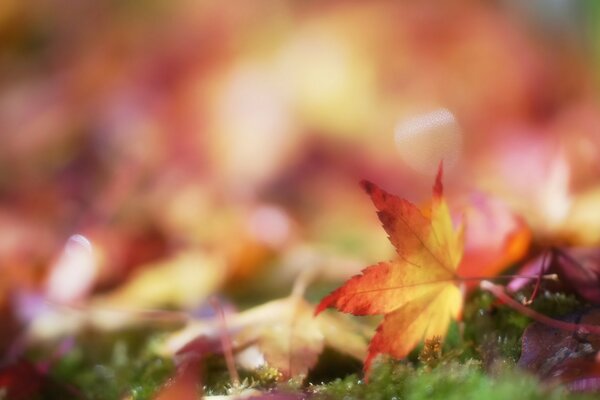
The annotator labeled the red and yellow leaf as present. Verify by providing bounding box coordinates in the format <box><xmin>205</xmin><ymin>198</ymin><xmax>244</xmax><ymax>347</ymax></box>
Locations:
<box><xmin>316</xmin><ymin>166</ymin><xmax>464</xmax><ymax>371</ymax></box>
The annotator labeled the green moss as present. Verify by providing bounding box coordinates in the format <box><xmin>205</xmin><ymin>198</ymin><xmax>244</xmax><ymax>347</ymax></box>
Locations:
<box><xmin>21</xmin><ymin>288</ymin><xmax>592</xmax><ymax>399</ymax></box>
<box><xmin>459</xmin><ymin>289</ymin><xmax>583</xmax><ymax>364</ymax></box>
<box><xmin>202</xmin><ymin>355</ymin><xmax>288</xmax><ymax>395</ymax></box>
<box><xmin>529</xmin><ymin>291</ymin><xmax>582</xmax><ymax>317</ymax></box>
<box><xmin>312</xmin><ymin>288</ymin><xmax>590</xmax><ymax>400</ymax></box>
<box><xmin>41</xmin><ymin>327</ymin><xmax>175</xmax><ymax>400</ymax></box>
<box><xmin>314</xmin><ymin>360</ymin><xmax>596</xmax><ymax>400</ymax></box>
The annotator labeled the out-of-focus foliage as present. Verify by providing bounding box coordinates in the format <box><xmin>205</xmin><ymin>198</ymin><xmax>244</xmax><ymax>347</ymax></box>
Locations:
<box><xmin>162</xmin><ymin>288</ymin><xmax>369</xmax><ymax>381</ymax></box>
<box><xmin>3</xmin><ymin>0</ymin><xmax>600</xmax><ymax>398</ymax></box>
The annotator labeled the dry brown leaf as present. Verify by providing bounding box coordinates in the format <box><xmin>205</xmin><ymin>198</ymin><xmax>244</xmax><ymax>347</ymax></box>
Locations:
<box><xmin>161</xmin><ymin>293</ymin><xmax>368</xmax><ymax>380</ymax></box>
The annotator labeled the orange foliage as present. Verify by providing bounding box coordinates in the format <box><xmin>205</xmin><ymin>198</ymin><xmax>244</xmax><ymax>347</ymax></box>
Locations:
<box><xmin>316</xmin><ymin>166</ymin><xmax>464</xmax><ymax>373</ymax></box>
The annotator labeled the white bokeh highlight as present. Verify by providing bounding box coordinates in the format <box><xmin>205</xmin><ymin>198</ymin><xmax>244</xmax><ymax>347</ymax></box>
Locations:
<box><xmin>45</xmin><ymin>234</ymin><xmax>97</xmax><ymax>304</ymax></box>
<box><xmin>394</xmin><ymin>108</ymin><xmax>463</xmax><ymax>174</ymax></box>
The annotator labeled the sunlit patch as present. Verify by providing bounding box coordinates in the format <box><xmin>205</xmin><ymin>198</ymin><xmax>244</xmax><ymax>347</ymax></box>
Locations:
<box><xmin>45</xmin><ymin>234</ymin><xmax>97</xmax><ymax>304</ymax></box>
<box><xmin>541</xmin><ymin>152</ymin><xmax>571</xmax><ymax>228</ymax></box>
<box><xmin>211</xmin><ymin>63</ymin><xmax>295</xmax><ymax>193</ymax></box>
<box><xmin>394</xmin><ymin>108</ymin><xmax>463</xmax><ymax>175</ymax></box>
<box><xmin>275</xmin><ymin>23</ymin><xmax>376</xmax><ymax>135</ymax></box>
<box><xmin>491</xmin><ymin>136</ymin><xmax>572</xmax><ymax>232</ymax></box>
<box><xmin>247</xmin><ymin>205</ymin><xmax>292</xmax><ymax>248</ymax></box>
<box><xmin>235</xmin><ymin>345</ymin><xmax>266</xmax><ymax>370</ymax></box>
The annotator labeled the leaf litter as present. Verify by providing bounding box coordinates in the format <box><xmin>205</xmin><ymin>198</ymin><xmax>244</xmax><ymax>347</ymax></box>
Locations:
<box><xmin>11</xmin><ymin>164</ymin><xmax>600</xmax><ymax>399</ymax></box>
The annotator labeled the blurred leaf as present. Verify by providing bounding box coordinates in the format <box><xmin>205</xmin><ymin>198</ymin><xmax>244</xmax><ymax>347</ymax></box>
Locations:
<box><xmin>96</xmin><ymin>251</ymin><xmax>226</xmax><ymax>310</ymax></box>
<box><xmin>0</xmin><ymin>360</ymin><xmax>82</xmax><ymax>399</ymax></box>
<box><xmin>561</xmin><ymin>187</ymin><xmax>600</xmax><ymax>245</ymax></box>
<box><xmin>518</xmin><ymin>308</ymin><xmax>600</xmax><ymax>391</ymax></box>
<box><xmin>153</xmin><ymin>358</ymin><xmax>201</xmax><ymax>400</ymax></box>
<box><xmin>511</xmin><ymin>248</ymin><xmax>600</xmax><ymax>304</ymax></box>
<box><xmin>236</xmin><ymin>297</ymin><xmax>323</xmax><ymax>380</ymax></box>
<box><xmin>458</xmin><ymin>193</ymin><xmax>531</xmax><ymax>281</ymax></box>
<box><xmin>162</xmin><ymin>294</ymin><xmax>368</xmax><ymax>380</ymax></box>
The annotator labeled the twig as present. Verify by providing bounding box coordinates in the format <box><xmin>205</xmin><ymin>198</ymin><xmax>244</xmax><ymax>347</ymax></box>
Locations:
<box><xmin>480</xmin><ymin>281</ymin><xmax>600</xmax><ymax>335</ymax></box>
<box><xmin>211</xmin><ymin>297</ymin><xmax>240</xmax><ymax>387</ymax></box>
<box><xmin>525</xmin><ymin>249</ymin><xmax>552</xmax><ymax>305</ymax></box>
<box><xmin>291</xmin><ymin>266</ymin><xmax>318</xmax><ymax>299</ymax></box>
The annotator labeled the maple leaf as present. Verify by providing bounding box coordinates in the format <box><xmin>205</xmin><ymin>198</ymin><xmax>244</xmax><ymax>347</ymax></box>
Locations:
<box><xmin>315</xmin><ymin>166</ymin><xmax>464</xmax><ymax>372</ymax></box>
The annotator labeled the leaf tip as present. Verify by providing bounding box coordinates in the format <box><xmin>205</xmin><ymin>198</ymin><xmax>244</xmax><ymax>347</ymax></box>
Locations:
<box><xmin>433</xmin><ymin>161</ymin><xmax>444</xmax><ymax>198</ymax></box>
<box><xmin>314</xmin><ymin>295</ymin><xmax>333</xmax><ymax>316</ymax></box>
<box><xmin>362</xmin><ymin>351</ymin><xmax>382</xmax><ymax>382</ymax></box>
<box><xmin>314</xmin><ymin>304</ymin><xmax>326</xmax><ymax>316</ymax></box>
<box><xmin>360</xmin><ymin>179</ymin><xmax>376</xmax><ymax>195</ymax></box>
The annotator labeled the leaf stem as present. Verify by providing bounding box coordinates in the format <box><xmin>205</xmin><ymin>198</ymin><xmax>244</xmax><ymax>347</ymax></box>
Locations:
<box><xmin>210</xmin><ymin>297</ymin><xmax>240</xmax><ymax>387</ymax></box>
<box><xmin>480</xmin><ymin>281</ymin><xmax>600</xmax><ymax>335</ymax></box>
<box><xmin>291</xmin><ymin>267</ymin><xmax>318</xmax><ymax>299</ymax></box>
<box><xmin>457</xmin><ymin>274</ymin><xmax>558</xmax><ymax>282</ymax></box>
<box><xmin>526</xmin><ymin>250</ymin><xmax>551</xmax><ymax>304</ymax></box>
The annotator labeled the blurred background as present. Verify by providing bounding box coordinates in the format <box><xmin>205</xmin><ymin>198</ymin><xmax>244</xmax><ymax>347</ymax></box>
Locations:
<box><xmin>2</xmin><ymin>0</ymin><xmax>600</xmax><ymax>353</ymax></box>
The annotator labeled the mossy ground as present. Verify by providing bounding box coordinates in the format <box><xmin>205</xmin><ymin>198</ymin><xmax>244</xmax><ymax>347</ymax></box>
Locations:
<box><xmin>22</xmin><ymin>289</ymin><xmax>593</xmax><ymax>399</ymax></box>
<box><xmin>314</xmin><ymin>359</ymin><xmax>596</xmax><ymax>400</ymax></box>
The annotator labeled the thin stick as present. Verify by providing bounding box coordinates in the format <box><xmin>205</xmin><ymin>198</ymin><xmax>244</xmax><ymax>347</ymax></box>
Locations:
<box><xmin>210</xmin><ymin>297</ymin><xmax>240</xmax><ymax>386</ymax></box>
<box><xmin>287</xmin><ymin>269</ymin><xmax>317</xmax><ymax>377</ymax></box>
<box><xmin>525</xmin><ymin>250</ymin><xmax>551</xmax><ymax>305</ymax></box>
<box><xmin>480</xmin><ymin>281</ymin><xmax>600</xmax><ymax>335</ymax></box>
<box><xmin>457</xmin><ymin>274</ymin><xmax>558</xmax><ymax>282</ymax></box>
<box><xmin>291</xmin><ymin>266</ymin><xmax>318</xmax><ymax>299</ymax></box>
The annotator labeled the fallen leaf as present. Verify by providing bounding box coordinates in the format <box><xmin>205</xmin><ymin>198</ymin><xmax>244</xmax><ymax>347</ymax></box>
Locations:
<box><xmin>96</xmin><ymin>251</ymin><xmax>226</xmax><ymax>310</ymax></box>
<box><xmin>235</xmin><ymin>297</ymin><xmax>323</xmax><ymax>379</ymax></box>
<box><xmin>0</xmin><ymin>361</ymin><xmax>45</xmax><ymax>399</ymax></box>
<box><xmin>510</xmin><ymin>247</ymin><xmax>600</xmax><ymax>304</ymax></box>
<box><xmin>316</xmin><ymin>165</ymin><xmax>464</xmax><ymax>372</ymax></box>
<box><xmin>458</xmin><ymin>193</ymin><xmax>531</xmax><ymax>280</ymax></box>
<box><xmin>155</xmin><ymin>336</ymin><xmax>222</xmax><ymax>400</ymax></box>
<box><xmin>0</xmin><ymin>360</ymin><xmax>83</xmax><ymax>399</ymax></box>
<box><xmin>154</xmin><ymin>358</ymin><xmax>202</xmax><ymax>400</ymax></box>
<box><xmin>518</xmin><ymin>308</ymin><xmax>600</xmax><ymax>392</ymax></box>
<box><xmin>553</xmin><ymin>358</ymin><xmax>600</xmax><ymax>393</ymax></box>
<box><xmin>161</xmin><ymin>294</ymin><xmax>368</xmax><ymax>380</ymax></box>
<box><xmin>473</xmin><ymin>134</ymin><xmax>600</xmax><ymax>248</ymax></box>
<box><xmin>473</xmin><ymin>133</ymin><xmax>572</xmax><ymax>236</ymax></box>
<box><xmin>25</xmin><ymin>251</ymin><xmax>222</xmax><ymax>341</ymax></box>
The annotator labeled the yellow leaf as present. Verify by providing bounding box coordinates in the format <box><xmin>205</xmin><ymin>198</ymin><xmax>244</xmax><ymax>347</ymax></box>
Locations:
<box><xmin>316</xmin><ymin>165</ymin><xmax>464</xmax><ymax>372</ymax></box>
